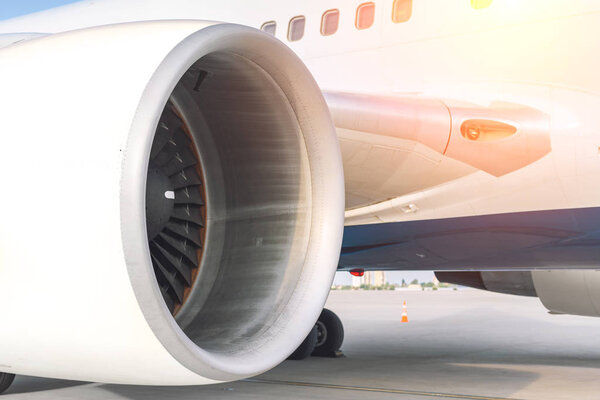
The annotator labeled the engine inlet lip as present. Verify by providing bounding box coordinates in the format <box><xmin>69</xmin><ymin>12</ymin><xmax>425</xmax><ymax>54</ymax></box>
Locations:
<box><xmin>121</xmin><ymin>23</ymin><xmax>344</xmax><ymax>382</ymax></box>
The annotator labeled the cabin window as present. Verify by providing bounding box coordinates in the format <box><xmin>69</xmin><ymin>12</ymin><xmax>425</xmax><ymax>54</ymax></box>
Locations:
<box><xmin>288</xmin><ymin>16</ymin><xmax>306</xmax><ymax>41</ymax></box>
<box><xmin>321</xmin><ymin>9</ymin><xmax>340</xmax><ymax>36</ymax></box>
<box><xmin>356</xmin><ymin>2</ymin><xmax>375</xmax><ymax>30</ymax></box>
<box><xmin>392</xmin><ymin>0</ymin><xmax>412</xmax><ymax>23</ymax></box>
<box><xmin>261</xmin><ymin>21</ymin><xmax>277</xmax><ymax>36</ymax></box>
<box><xmin>471</xmin><ymin>0</ymin><xmax>493</xmax><ymax>9</ymax></box>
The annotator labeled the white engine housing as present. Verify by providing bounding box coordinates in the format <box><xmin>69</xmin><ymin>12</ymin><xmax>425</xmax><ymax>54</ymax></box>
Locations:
<box><xmin>533</xmin><ymin>270</ymin><xmax>600</xmax><ymax>317</ymax></box>
<box><xmin>0</xmin><ymin>21</ymin><xmax>344</xmax><ymax>384</ymax></box>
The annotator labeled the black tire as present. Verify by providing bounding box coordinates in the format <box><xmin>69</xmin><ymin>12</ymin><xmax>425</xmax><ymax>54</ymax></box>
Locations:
<box><xmin>0</xmin><ymin>373</ymin><xmax>15</xmax><ymax>395</ymax></box>
<box><xmin>311</xmin><ymin>308</ymin><xmax>344</xmax><ymax>357</ymax></box>
<box><xmin>287</xmin><ymin>325</ymin><xmax>318</xmax><ymax>360</ymax></box>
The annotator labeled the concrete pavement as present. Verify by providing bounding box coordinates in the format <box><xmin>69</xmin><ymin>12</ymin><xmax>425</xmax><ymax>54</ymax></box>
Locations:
<box><xmin>4</xmin><ymin>290</ymin><xmax>600</xmax><ymax>399</ymax></box>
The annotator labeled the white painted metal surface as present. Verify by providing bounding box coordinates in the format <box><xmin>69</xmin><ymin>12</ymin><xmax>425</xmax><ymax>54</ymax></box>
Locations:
<box><xmin>533</xmin><ymin>270</ymin><xmax>600</xmax><ymax>317</ymax></box>
<box><xmin>0</xmin><ymin>20</ymin><xmax>344</xmax><ymax>384</ymax></box>
<box><xmin>2</xmin><ymin>0</ymin><xmax>600</xmax><ymax>225</ymax></box>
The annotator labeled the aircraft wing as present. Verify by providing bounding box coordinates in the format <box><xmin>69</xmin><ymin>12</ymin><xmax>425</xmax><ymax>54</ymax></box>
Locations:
<box><xmin>327</xmin><ymin>91</ymin><xmax>600</xmax><ymax>317</ymax></box>
<box><xmin>323</xmin><ymin>91</ymin><xmax>596</xmax><ymax>272</ymax></box>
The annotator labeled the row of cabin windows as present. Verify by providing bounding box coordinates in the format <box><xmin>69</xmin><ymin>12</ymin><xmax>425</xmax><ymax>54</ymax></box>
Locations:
<box><xmin>261</xmin><ymin>0</ymin><xmax>410</xmax><ymax>42</ymax></box>
<box><xmin>261</xmin><ymin>0</ymin><xmax>493</xmax><ymax>42</ymax></box>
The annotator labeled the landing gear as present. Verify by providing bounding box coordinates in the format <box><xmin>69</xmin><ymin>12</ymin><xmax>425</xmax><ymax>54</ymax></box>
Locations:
<box><xmin>288</xmin><ymin>308</ymin><xmax>344</xmax><ymax>360</ymax></box>
<box><xmin>0</xmin><ymin>373</ymin><xmax>15</xmax><ymax>395</ymax></box>
<box><xmin>311</xmin><ymin>308</ymin><xmax>344</xmax><ymax>357</ymax></box>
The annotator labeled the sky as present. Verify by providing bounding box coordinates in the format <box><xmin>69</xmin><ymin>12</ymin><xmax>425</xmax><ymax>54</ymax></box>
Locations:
<box><xmin>0</xmin><ymin>0</ymin><xmax>80</xmax><ymax>21</ymax></box>
<box><xmin>333</xmin><ymin>270</ymin><xmax>435</xmax><ymax>286</ymax></box>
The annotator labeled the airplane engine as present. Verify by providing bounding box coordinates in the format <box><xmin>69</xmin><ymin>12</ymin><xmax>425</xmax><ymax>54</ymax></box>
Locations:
<box><xmin>436</xmin><ymin>270</ymin><xmax>600</xmax><ymax>317</ymax></box>
<box><xmin>435</xmin><ymin>271</ymin><xmax>538</xmax><ymax>297</ymax></box>
<box><xmin>0</xmin><ymin>21</ymin><xmax>344</xmax><ymax>384</ymax></box>
<box><xmin>531</xmin><ymin>270</ymin><xmax>600</xmax><ymax>317</ymax></box>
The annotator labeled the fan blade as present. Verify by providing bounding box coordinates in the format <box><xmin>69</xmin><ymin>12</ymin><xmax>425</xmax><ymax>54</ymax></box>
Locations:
<box><xmin>172</xmin><ymin>204</ymin><xmax>204</xmax><ymax>227</ymax></box>
<box><xmin>159</xmin><ymin>285</ymin><xmax>177</xmax><ymax>314</ymax></box>
<box><xmin>151</xmin><ymin>250</ymin><xmax>185</xmax><ymax>303</ymax></box>
<box><xmin>153</xmin><ymin>128</ymin><xmax>191</xmax><ymax>167</ymax></box>
<box><xmin>165</xmin><ymin>220</ymin><xmax>202</xmax><ymax>248</ymax></box>
<box><xmin>162</xmin><ymin>146</ymin><xmax>198</xmax><ymax>177</ymax></box>
<box><xmin>170</xmin><ymin>166</ymin><xmax>203</xmax><ymax>189</ymax></box>
<box><xmin>157</xmin><ymin>231</ymin><xmax>198</xmax><ymax>268</ymax></box>
<box><xmin>174</xmin><ymin>186</ymin><xmax>204</xmax><ymax>206</ymax></box>
<box><xmin>150</xmin><ymin>109</ymin><xmax>183</xmax><ymax>160</ymax></box>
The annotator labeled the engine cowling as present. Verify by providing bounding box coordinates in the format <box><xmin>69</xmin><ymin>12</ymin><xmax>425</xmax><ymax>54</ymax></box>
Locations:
<box><xmin>435</xmin><ymin>271</ymin><xmax>537</xmax><ymax>297</ymax></box>
<box><xmin>532</xmin><ymin>270</ymin><xmax>600</xmax><ymax>317</ymax></box>
<box><xmin>0</xmin><ymin>21</ymin><xmax>344</xmax><ymax>384</ymax></box>
<box><xmin>436</xmin><ymin>270</ymin><xmax>600</xmax><ymax>317</ymax></box>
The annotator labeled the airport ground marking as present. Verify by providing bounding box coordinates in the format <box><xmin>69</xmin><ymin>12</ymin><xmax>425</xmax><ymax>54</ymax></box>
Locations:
<box><xmin>244</xmin><ymin>378</ymin><xmax>523</xmax><ymax>400</ymax></box>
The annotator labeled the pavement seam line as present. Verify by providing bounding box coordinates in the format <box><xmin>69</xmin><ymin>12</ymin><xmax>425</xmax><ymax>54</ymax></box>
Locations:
<box><xmin>244</xmin><ymin>378</ymin><xmax>524</xmax><ymax>400</ymax></box>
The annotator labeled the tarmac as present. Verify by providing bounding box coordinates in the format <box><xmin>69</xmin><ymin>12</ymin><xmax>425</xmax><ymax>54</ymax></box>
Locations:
<box><xmin>4</xmin><ymin>289</ymin><xmax>600</xmax><ymax>399</ymax></box>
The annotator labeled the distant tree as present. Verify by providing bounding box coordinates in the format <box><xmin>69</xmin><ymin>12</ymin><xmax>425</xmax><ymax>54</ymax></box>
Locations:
<box><xmin>401</xmin><ymin>278</ymin><xmax>407</xmax><ymax>287</ymax></box>
<box><xmin>410</xmin><ymin>278</ymin><xmax>419</xmax><ymax>285</ymax></box>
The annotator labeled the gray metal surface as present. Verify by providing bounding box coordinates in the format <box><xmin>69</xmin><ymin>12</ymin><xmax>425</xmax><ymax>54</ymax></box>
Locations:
<box><xmin>436</xmin><ymin>271</ymin><xmax>537</xmax><ymax>297</ymax></box>
<box><xmin>171</xmin><ymin>51</ymin><xmax>311</xmax><ymax>352</ymax></box>
<box><xmin>5</xmin><ymin>290</ymin><xmax>600</xmax><ymax>399</ymax></box>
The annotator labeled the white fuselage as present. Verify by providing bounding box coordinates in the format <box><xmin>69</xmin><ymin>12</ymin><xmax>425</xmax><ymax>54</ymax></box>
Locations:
<box><xmin>2</xmin><ymin>0</ymin><xmax>599</xmax><ymax>225</ymax></box>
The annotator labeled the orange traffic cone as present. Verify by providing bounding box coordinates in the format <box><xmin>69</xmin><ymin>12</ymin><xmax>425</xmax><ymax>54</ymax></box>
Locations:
<box><xmin>401</xmin><ymin>301</ymin><xmax>408</xmax><ymax>323</ymax></box>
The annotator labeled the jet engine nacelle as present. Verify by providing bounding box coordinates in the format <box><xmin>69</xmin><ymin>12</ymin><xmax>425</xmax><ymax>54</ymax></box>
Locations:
<box><xmin>436</xmin><ymin>270</ymin><xmax>600</xmax><ymax>317</ymax></box>
<box><xmin>435</xmin><ymin>271</ymin><xmax>538</xmax><ymax>297</ymax></box>
<box><xmin>532</xmin><ymin>270</ymin><xmax>600</xmax><ymax>317</ymax></box>
<box><xmin>0</xmin><ymin>21</ymin><xmax>344</xmax><ymax>385</ymax></box>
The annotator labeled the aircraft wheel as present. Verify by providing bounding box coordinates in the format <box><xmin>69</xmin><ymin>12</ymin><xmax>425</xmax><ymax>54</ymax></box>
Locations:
<box><xmin>287</xmin><ymin>325</ymin><xmax>318</xmax><ymax>360</ymax></box>
<box><xmin>311</xmin><ymin>308</ymin><xmax>344</xmax><ymax>357</ymax></box>
<box><xmin>0</xmin><ymin>373</ymin><xmax>15</xmax><ymax>395</ymax></box>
